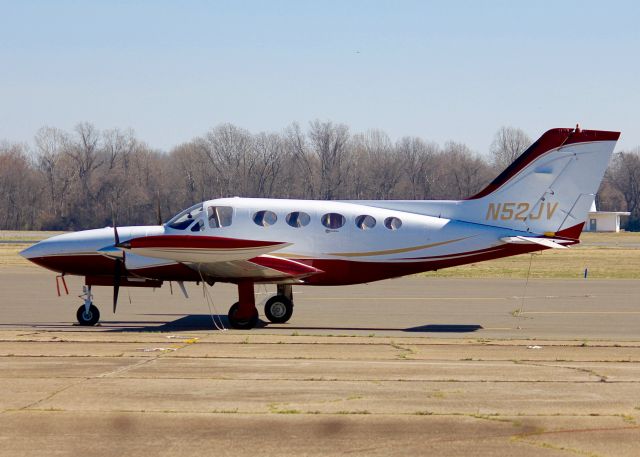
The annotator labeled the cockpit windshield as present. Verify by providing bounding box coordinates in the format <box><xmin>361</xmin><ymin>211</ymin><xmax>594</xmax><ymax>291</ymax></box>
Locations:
<box><xmin>166</xmin><ymin>203</ymin><xmax>204</xmax><ymax>230</ymax></box>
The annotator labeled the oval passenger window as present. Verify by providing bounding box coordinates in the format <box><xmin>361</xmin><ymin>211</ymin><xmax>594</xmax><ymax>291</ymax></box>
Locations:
<box><xmin>286</xmin><ymin>211</ymin><xmax>310</xmax><ymax>228</ymax></box>
<box><xmin>384</xmin><ymin>216</ymin><xmax>402</xmax><ymax>230</ymax></box>
<box><xmin>321</xmin><ymin>213</ymin><xmax>346</xmax><ymax>229</ymax></box>
<box><xmin>355</xmin><ymin>215</ymin><xmax>376</xmax><ymax>230</ymax></box>
<box><xmin>253</xmin><ymin>210</ymin><xmax>277</xmax><ymax>227</ymax></box>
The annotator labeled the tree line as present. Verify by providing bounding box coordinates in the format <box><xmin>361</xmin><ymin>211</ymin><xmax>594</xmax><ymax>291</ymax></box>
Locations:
<box><xmin>0</xmin><ymin>122</ymin><xmax>638</xmax><ymax>231</ymax></box>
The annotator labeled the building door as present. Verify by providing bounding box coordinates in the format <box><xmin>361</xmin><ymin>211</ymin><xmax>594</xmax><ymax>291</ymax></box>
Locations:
<box><xmin>589</xmin><ymin>218</ymin><xmax>597</xmax><ymax>231</ymax></box>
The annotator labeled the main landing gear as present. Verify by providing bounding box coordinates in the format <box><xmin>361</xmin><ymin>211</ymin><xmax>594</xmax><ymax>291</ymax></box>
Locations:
<box><xmin>227</xmin><ymin>283</ymin><xmax>294</xmax><ymax>329</ymax></box>
<box><xmin>76</xmin><ymin>285</ymin><xmax>100</xmax><ymax>326</ymax></box>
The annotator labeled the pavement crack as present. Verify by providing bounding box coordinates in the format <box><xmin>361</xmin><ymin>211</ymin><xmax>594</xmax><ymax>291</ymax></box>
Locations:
<box><xmin>511</xmin><ymin>425</ymin><xmax>640</xmax><ymax>457</ymax></box>
<box><xmin>17</xmin><ymin>341</ymin><xmax>195</xmax><ymax>410</ymax></box>
<box><xmin>513</xmin><ymin>361</ymin><xmax>609</xmax><ymax>382</ymax></box>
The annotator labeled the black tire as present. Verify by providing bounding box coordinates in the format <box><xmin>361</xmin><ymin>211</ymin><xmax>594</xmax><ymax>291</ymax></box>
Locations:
<box><xmin>228</xmin><ymin>302</ymin><xmax>259</xmax><ymax>329</ymax></box>
<box><xmin>76</xmin><ymin>304</ymin><xmax>100</xmax><ymax>326</ymax></box>
<box><xmin>264</xmin><ymin>295</ymin><xmax>293</xmax><ymax>324</ymax></box>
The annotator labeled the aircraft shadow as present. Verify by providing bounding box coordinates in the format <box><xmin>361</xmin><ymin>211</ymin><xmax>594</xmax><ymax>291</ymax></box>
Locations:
<box><xmin>103</xmin><ymin>314</ymin><xmax>483</xmax><ymax>333</ymax></box>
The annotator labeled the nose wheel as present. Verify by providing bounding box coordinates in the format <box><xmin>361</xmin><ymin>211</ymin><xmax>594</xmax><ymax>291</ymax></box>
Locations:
<box><xmin>76</xmin><ymin>285</ymin><xmax>100</xmax><ymax>326</ymax></box>
<box><xmin>76</xmin><ymin>304</ymin><xmax>100</xmax><ymax>326</ymax></box>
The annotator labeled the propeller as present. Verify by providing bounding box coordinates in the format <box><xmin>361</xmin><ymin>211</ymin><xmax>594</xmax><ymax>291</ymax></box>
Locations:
<box><xmin>156</xmin><ymin>190</ymin><xmax>163</xmax><ymax>225</ymax></box>
<box><xmin>111</xmin><ymin>207</ymin><xmax>124</xmax><ymax>314</ymax></box>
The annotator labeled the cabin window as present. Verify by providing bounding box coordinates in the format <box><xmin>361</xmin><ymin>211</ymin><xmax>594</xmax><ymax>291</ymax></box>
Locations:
<box><xmin>190</xmin><ymin>219</ymin><xmax>204</xmax><ymax>232</ymax></box>
<box><xmin>286</xmin><ymin>211</ymin><xmax>310</xmax><ymax>228</ymax></box>
<box><xmin>384</xmin><ymin>216</ymin><xmax>402</xmax><ymax>230</ymax></box>
<box><xmin>321</xmin><ymin>213</ymin><xmax>346</xmax><ymax>229</ymax></box>
<box><xmin>208</xmin><ymin>206</ymin><xmax>233</xmax><ymax>228</ymax></box>
<box><xmin>355</xmin><ymin>215</ymin><xmax>376</xmax><ymax>230</ymax></box>
<box><xmin>167</xmin><ymin>204</ymin><xmax>204</xmax><ymax>230</ymax></box>
<box><xmin>253</xmin><ymin>210</ymin><xmax>277</xmax><ymax>227</ymax></box>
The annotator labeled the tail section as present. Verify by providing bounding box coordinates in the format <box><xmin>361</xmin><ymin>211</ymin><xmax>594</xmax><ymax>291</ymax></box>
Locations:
<box><xmin>464</xmin><ymin>127</ymin><xmax>619</xmax><ymax>235</ymax></box>
<box><xmin>352</xmin><ymin>127</ymin><xmax>620</xmax><ymax>237</ymax></box>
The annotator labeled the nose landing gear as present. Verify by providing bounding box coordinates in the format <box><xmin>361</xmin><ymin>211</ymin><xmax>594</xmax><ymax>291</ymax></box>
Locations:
<box><xmin>76</xmin><ymin>285</ymin><xmax>100</xmax><ymax>326</ymax></box>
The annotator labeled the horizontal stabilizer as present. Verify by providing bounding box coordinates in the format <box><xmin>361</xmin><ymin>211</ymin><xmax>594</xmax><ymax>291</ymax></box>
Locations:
<box><xmin>500</xmin><ymin>236</ymin><xmax>570</xmax><ymax>249</ymax></box>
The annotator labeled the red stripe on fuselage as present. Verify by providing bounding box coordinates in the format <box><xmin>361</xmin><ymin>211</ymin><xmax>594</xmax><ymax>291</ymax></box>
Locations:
<box><xmin>27</xmin><ymin>233</ymin><xmax>569</xmax><ymax>285</ymax></box>
<box><xmin>296</xmin><ymin>243</ymin><xmax>545</xmax><ymax>285</ymax></box>
<box><xmin>28</xmin><ymin>254</ymin><xmax>118</xmax><ymax>276</ymax></box>
<box><xmin>248</xmin><ymin>256</ymin><xmax>323</xmax><ymax>277</ymax></box>
<box><xmin>125</xmin><ymin>235</ymin><xmax>284</xmax><ymax>250</ymax></box>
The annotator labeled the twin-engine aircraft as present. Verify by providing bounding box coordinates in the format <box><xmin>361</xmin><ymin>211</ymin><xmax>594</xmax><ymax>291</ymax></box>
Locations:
<box><xmin>21</xmin><ymin>127</ymin><xmax>620</xmax><ymax>329</ymax></box>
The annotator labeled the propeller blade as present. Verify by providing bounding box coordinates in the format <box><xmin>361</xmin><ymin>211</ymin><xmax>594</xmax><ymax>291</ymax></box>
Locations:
<box><xmin>156</xmin><ymin>191</ymin><xmax>163</xmax><ymax>225</ymax></box>
<box><xmin>113</xmin><ymin>258</ymin><xmax>122</xmax><ymax>313</ymax></box>
<box><xmin>111</xmin><ymin>203</ymin><xmax>120</xmax><ymax>245</ymax></box>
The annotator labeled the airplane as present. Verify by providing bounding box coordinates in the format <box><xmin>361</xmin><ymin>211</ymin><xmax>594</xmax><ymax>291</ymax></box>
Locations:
<box><xmin>20</xmin><ymin>127</ymin><xmax>620</xmax><ymax>329</ymax></box>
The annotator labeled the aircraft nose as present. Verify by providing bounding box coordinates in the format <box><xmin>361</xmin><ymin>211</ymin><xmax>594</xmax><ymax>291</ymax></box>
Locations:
<box><xmin>18</xmin><ymin>229</ymin><xmax>116</xmax><ymax>274</ymax></box>
<box><xmin>19</xmin><ymin>242</ymin><xmax>41</xmax><ymax>260</ymax></box>
<box><xmin>19</xmin><ymin>238</ymin><xmax>62</xmax><ymax>261</ymax></box>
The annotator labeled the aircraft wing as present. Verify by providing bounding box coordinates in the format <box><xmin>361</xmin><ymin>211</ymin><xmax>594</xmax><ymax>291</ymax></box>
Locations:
<box><xmin>188</xmin><ymin>255</ymin><xmax>323</xmax><ymax>282</ymax></box>
<box><xmin>500</xmin><ymin>236</ymin><xmax>571</xmax><ymax>249</ymax></box>
<box><xmin>118</xmin><ymin>235</ymin><xmax>323</xmax><ymax>282</ymax></box>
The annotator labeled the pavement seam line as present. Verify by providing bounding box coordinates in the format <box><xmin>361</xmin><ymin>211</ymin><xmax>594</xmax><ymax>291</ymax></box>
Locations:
<box><xmin>514</xmin><ymin>360</ymin><xmax>609</xmax><ymax>382</ymax></box>
<box><xmin>16</xmin><ymin>341</ymin><xmax>195</xmax><ymax>410</ymax></box>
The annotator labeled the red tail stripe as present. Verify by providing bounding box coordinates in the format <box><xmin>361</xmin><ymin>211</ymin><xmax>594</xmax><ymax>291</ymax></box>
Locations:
<box><xmin>468</xmin><ymin>128</ymin><xmax>620</xmax><ymax>200</ymax></box>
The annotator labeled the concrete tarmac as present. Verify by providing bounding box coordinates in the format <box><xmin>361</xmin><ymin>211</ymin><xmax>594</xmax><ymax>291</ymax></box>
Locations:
<box><xmin>1</xmin><ymin>269</ymin><xmax>639</xmax><ymax>456</ymax></box>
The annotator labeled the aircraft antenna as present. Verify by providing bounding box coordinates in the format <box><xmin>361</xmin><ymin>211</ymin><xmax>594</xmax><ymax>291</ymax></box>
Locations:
<box><xmin>514</xmin><ymin>253</ymin><xmax>535</xmax><ymax>318</ymax></box>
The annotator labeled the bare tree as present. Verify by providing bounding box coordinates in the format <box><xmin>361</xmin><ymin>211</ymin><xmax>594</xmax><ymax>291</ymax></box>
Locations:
<box><xmin>351</xmin><ymin>130</ymin><xmax>401</xmax><ymax>199</ymax></box>
<box><xmin>252</xmin><ymin>132</ymin><xmax>286</xmax><ymax>197</ymax></box>
<box><xmin>308</xmin><ymin>120</ymin><xmax>350</xmax><ymax>200</ymax></box>
<box><xmin>284</xmin><ymin>122</ymin><xmax>317</xmax><ymax>198</ymax></box>
<box><xmin>490</xmin><ymin>126</ymin><xmax>531</xmax><ymax>170</ymax></box>
<box><xmin>0</xmin><ymin>142</ymin><xmax>39</xmax><ymax>229</ymax></box>
<box><xmin>4</xmin><ymin>120</ymin><xmax>636</xmax><ymax>231</ymax></box>
<box><xmin>435</xmin><ymin>142</ymin><xmax>493</xmax><ymax>199</ymax></box>
<box><xmin>396</xmin><ymin>136</ymin><xmax>439</xmax><ymax>199</ymax></box>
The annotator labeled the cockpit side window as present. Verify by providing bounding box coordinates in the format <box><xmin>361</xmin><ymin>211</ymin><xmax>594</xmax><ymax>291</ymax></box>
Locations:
<box><xmin>167</xmin><ymin>204</ymin><xmax>204</xmax><ymax>230</ymax></box>
<box><xmin>190</xmin><ymin>219</ymin><xmax>205</xmax><ymax>232</ymax></box>
<box><xmin>208</xmin><ymin>206</ymin><xmax>233</xmax><ymax>228</ymax></box>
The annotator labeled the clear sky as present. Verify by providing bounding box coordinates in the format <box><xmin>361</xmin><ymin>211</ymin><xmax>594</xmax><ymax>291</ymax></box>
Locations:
<box><xmin>1</xmin><ymin>0</ymin><xmax>638</xmax><ymax>154</ymax></box>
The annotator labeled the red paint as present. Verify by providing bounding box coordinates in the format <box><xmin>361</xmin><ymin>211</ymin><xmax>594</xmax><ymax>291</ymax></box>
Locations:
<box><xmin>468</xmin><ymin>129</ymin><xmax>620</xmax><ymax>200</ymax></box>
<box><xmin>128</xmin><ymin>262</ymin><xmax>202</xmax><ymax>281</ymax></box>
<box><xmin>248</xmin><ymin>256</ymin><xmax>322</xmax><ymax>277</ymax></box>
<box><xmin>125</xmin><ymin>235</ymin><xmax>285</xmax><ymax>250</ymax></box>
<box><xmin>555</xmin><ymin>223</ymin><xmax>584</xmax><ymax>241</ymax></box>
<box><xmin>29</xmin><ymin>255</ymin><xmax>118</xmax><ymax>276</ymax></box>
<box><xmin>26</xmin><ymin>224</ymin><xmax>586</xmax><ymax>286</ymax></box>
<box><xmin>236</xmin><ymin>280</ymin><xmax>257</xmax><ymax>319</ymax></box>
<box><xmin>296</xmin><ymin>243</ymin><xmax>546</xmax><ymax>285</ymax></box>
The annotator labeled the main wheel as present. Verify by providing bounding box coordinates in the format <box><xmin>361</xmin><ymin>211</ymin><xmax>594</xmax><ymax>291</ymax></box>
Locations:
<box><xmin>264</xmin><ymin>295</ymin><xmax>293</xmax><ymax>324</ymax></box>
<box><xmin>76</xmin><ymin>304</ymin><xmax>100</xmax><ymax>326</ymax></box>
<box><xmin>228</xmin><ymin>303</ymin><xmax>259</xmax><ymax>329</ymax></box>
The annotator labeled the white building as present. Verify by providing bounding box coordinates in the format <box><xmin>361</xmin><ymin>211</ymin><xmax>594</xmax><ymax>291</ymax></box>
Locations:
<box><xmin>584</xmin><ymin>202</ymin><xmax>630</xmax><ymax>232</ymax></box>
